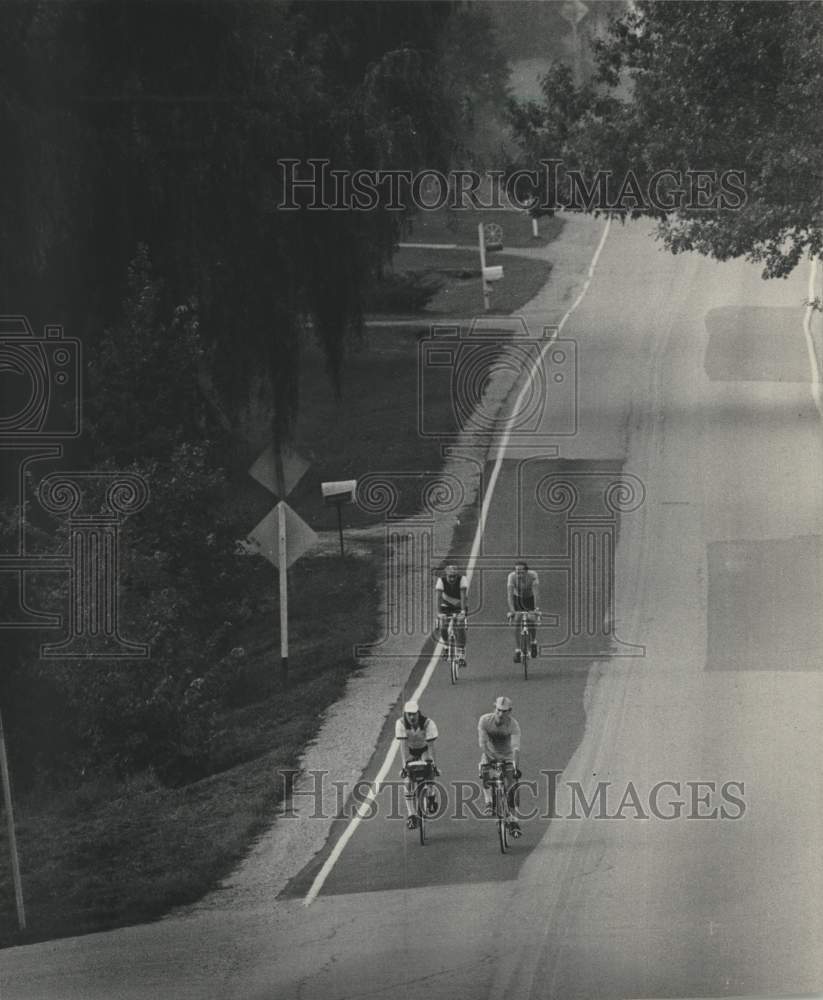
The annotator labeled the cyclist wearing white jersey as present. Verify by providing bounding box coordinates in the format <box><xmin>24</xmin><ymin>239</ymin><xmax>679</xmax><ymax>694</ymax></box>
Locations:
<box><xmin>395</xmin><ymin>700</ymin><xmax>439</xmax><ymax>830</ymax></box>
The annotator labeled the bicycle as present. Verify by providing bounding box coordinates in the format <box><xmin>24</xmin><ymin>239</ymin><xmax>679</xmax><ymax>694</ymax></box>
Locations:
<box><xmin>509</xmin><ymin>610</ymin><xmax>541</xmax><ymax>680</ymax></box>
<box><xmin>403</xmin><ymin>759</ymin><xmax>440</xmax><ymax>846</ymax></box>
<box><xmin>439</xmin><ymin>612</ymin><xmax>466</xmax><ymax>685</ymax></box>
<box><xmin>482</xmin><ymin>760</ymin><xmax>520</xmax><ymax>853</ymax></box>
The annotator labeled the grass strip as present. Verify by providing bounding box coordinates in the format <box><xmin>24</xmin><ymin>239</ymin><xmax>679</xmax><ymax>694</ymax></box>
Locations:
<box><xmin>367</xmin><ymin>246</ymin><xmax>554</xmax><ymax>318</ymax></box>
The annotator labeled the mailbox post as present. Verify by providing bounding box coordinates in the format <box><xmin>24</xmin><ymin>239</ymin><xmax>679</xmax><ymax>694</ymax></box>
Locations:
<box><xmin>478</xmin><ymin>223</ymin><xmax>504</xmax><ymax>311</ymax></box>
<box><xmin>321</xmin><ymin>480</ymin><xmax>357</xmax><ymax>556</ymax></box>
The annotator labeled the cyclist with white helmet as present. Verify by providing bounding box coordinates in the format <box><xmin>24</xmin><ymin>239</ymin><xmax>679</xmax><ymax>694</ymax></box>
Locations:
<box><xmin>478</xmin><ymin>695</ymin><xmax>522</xmax><ymax>836</ymax></box>
<box><xmin>395</xmin><ymin>700</ymin><xmax>439</xmax><ymax>830</ymax></box>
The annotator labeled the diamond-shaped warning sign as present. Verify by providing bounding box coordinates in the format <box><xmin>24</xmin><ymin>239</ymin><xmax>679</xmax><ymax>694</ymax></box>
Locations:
<box><xmin>250</xmin><ymin>445</ymin><xmax>309</xmax><ymax>498</ymax></box>
<box><xmin>248</xmin><ymin>502</ymin><xmax>318</xmax><ymax>568</ymax></box>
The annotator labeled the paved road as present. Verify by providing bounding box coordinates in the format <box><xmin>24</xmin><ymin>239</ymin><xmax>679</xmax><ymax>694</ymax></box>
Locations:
<box><xmin>3</xmin><ymin>219</ymin><xmax>822</xmax><ymax>999</ymax></box>
<box><xmin>285</xmin><ymin>454</ymin><xmax>597</xmax><ymax>900</ymax></box>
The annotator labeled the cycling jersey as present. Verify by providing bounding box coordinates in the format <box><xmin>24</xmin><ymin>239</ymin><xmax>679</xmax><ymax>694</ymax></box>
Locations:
<box><xmin>436</xmin><ymin>574</ymin><xmax>468</xmax><ymax>611</ymax></box>
<box><xmin>507</xmin><ymin>569</ymin><xmax>538</xmax><ymax>598</ymax></box>
<box><xmin>477</xmin><ymin>712</ymin><xmax>521</xmax><ymax>761</ymax></box>
<box><xmin>395</xmin><ymin>713</ymin><xmax>438</xmax><ymax>753</ymax></box>
<box><xmin>507</xmin><ymin>569</ymin><xmax>538</xmax><ymax>612</ymax></box>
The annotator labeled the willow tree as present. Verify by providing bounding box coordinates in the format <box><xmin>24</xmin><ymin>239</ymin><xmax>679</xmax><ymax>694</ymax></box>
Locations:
<box><xmin>1</xmin><ymin>0</ymin><xmax>511</xmax><ymax>440</ymax></box>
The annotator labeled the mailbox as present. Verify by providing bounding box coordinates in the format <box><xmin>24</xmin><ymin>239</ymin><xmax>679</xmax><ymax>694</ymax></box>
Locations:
<box><xmin>321</xmin><ymin>480</ymin><xmax>357</xmax><ymax>504</ymax></box>
<box><xmin>321</xmin><ymin>480</ymin><xmax>357</xmax><ymax>556</ymax></box>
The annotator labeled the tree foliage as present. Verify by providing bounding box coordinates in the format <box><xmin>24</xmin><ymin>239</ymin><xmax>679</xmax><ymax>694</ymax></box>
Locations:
<box><xmin>0</xmin><ymin>1</ymin><xmax>513</xmax><ymax>788</ymax></box>
<box><xmin>1</xmin><ymin>246</ymin><xmax>252</xmax><ymax>787</ymax></box>
<box><xmin>508</xmin><ymin>1</ymin><xmax>823</xmax><ymax>277</ymax></box>
<box><xmin>0</xmin><ymin>0</ymin><xmax>508</xmax><ymax>435</ymax></box>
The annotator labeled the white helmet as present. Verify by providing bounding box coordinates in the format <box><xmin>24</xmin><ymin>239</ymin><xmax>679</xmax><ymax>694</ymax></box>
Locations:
<box><xmin>494</xmin><ymin>696</ymin><xmax>512</xmax><ymax>711</ymax></box>
<box><xmin>403</xmin><ymin>700</ymin><xmax>419</xmax><ymax>714</ymax></box>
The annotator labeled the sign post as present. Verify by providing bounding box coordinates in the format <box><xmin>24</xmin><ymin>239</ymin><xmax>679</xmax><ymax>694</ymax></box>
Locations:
<box><xmin>241</xmin><ymin>502</ymin><xmax>319</xmax><ymax>682</ymax></box>
<box><xmin>478</xmin><ymin>222</ymin><xmax>490</xmax><ymax>312</ymax></box>
<box><xmin>560</xmin><ymin>0</ymin><xmax>588</xmax><ymax>86</ymax></box>
<box><xmin>335</xmin><ymin>501</ymin><xmax>344</xmax><ymax>556</ymax></box>
<box><xmin>245</xmin><ymin>439</ymin><xmax>314</xmax><ymax>683</ymax></box>
<box><xmin>273</xmin><ymin>438</ymin><xmax>288</xmax><ymax>681</ymax></box>
<box><xmin>478</xmin><ymin>224</ymin><xmax>504</xmax><ymax>312</ymax></box>
<box><xmin>277</xmin><ymin>497</ymin><xmax>288</xmax><ymax>680</ymax></box>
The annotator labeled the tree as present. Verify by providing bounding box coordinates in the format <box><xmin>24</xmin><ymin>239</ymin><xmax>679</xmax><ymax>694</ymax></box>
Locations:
<box><xmin>0</xmin><ymin>0</ymin><xmax>511</xmax><ymax>437</ymax></box>
<box><xmin>0</xmin><ymin>1</ymin><xmax>514</xmax><ymax>787</ymax></box>
<box><xmin>507</xmin><ymin>1</ymin><xmax>823</xmax><ymax>278</ymax></box>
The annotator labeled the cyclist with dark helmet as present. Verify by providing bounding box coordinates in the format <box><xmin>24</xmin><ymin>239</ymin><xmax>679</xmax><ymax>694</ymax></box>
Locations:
<box><xmin>435</xmin><ymin>563</ymin><xmax>468</xmax><ymax>668</ymax></box>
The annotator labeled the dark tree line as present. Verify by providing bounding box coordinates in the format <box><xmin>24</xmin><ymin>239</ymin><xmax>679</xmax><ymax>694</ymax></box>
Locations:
<box><xmin>1</xmin><ymin>0</ymin><xmax>502</xmax><ymax>437</ymax></box>
<box><xmin>0</xmin><ymin>0</ymin><xmax>511</xmax><ymax>787</ymax></box>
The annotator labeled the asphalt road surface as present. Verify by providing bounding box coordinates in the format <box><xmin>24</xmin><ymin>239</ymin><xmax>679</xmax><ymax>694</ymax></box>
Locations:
<box><xmin>3</xmin><ymin>219</ymin><xmax>822</xmax><ymax>1000</ymax></box>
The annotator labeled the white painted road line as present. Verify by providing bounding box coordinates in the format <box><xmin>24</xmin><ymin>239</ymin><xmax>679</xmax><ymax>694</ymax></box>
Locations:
<box><xmin>802</xmin><ymin>255</ymin><xmax>822</xmax><ymax>418</ymax></box>
<box><xmin>303</xmin><ymin>217</ymin><xmax>612</xmax><ymax>906</ymax></box>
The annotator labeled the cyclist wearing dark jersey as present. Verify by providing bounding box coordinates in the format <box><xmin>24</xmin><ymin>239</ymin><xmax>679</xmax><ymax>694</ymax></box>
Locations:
<box><xmin>506</xmin><ymin>559</ymin><xmax>540</xmax><ymax>663</ymax></box>
<box><xmin>435</xmin><ymin>563</ymin><xmax>468</xmax><ymax>667</ymax></box>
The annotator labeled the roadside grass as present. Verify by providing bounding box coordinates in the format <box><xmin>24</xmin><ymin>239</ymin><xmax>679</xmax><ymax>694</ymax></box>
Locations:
<box><xmin>384</xmin><ymin>246</ymin><xmax>552</xmax><ymax>316</ymax></box>
<box><xmin>403</xmin><ymin>207</ymin><xmax>563</xmax><ymax>248</ymax></box>
<box><xmin>292</xmin><ymin>323</ymin><xmax>472</xmax><ymax>528</ymax></box>
<box><xmin>0</xmin><ymin>214</ymin><xmax>565</xmax><ymax>949</ymax></box>
<box><xmin>366</xmin><ymin>214</ymin><xmax>562</xmax><ymax>317</ymax></box>
<box><xmin>0</xmin><ymin>549</ymin><xmax>380</xmax><ymax>946</ymax></box>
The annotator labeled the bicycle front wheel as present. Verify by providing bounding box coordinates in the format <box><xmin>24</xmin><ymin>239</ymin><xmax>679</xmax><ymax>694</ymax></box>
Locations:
<box><xmin>495</xmin><ymin>786</ymin><xmax>509</xmax><ymax>853</ymax></box>
<box><xmin>521</xmin><ymin>634</ymin><xmax>529</xmax><ymax>680</ymax></box>
<box><xmin>450</xmin><ymin>652</ymin><xmax>459</xmax><ymax>684</ymax></box>
<box><xmin>416</xmin><ymin>787</ymin><xmax>427</xmax><ymax>846</ymax></box>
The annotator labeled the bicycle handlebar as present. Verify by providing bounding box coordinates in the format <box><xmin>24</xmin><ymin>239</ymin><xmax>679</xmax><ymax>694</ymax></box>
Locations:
<box><xmin>482</xmin><ymin>761</ymin><xmax>517</xmax><ymax>778</ymax></box>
